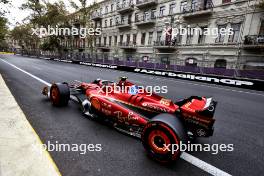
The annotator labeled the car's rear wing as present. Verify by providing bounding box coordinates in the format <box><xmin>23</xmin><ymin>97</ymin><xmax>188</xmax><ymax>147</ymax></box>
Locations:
<box><xmin>196</xmin><ymin>98</ymin><xmax>217</xmax><ymax>118</ymax></box>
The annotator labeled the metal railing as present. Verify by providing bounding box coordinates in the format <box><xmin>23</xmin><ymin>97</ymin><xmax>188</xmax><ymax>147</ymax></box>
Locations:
<box><xmin>91</xmin><ymin>12</ymin><xmax>102</xmax><ymax>20</ymax></box>
<box><xmin>244</xmin><ymin>35</ymin><xmax>264</xmax><ymax>45</ymax></box>
<box><xmin>135</xmin><ymin>13</ymin><xmax>156</xmax><ymax>23</ymax></box>
<box><xmin>182</xmin><ymin>0</ymin><xmax>213</xmax><ymax>14</ymax></box>
<box><xmin>135</xmin><ymin>0</ymin><xmax>157</xmax><ymax>7</ymax></box>
<box><xmin>116</xmin><ymin>2</ymin><xmax>134</xmax><ymax>11</ymax></box>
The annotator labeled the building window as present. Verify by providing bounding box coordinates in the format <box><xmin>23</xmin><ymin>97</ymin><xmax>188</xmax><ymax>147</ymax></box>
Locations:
<box><xmin>228</xmin><ymin>23</ymin><xmax>241</xmax><ymax>43</ymax></box>
<box><xmin>114</xmin><ymin>36</ymin><xmax>117</xmax><ymax>46</ymax></box>
<box><xmin>128</xmin><ymin>14</ymin><xmax>132</xmax><ymax>24</ymax></box>
<box><xmin>115</xmin><ymin>17</ymin><xmax>119</xmax><ymax>25</ymax></box>
<box><xmin>111</xmin><ymin>4</ymin><xmax>114</xmax><ymax>12</ymax></box>
<box><xmin>157</xmin><ymin>31</ymin><xmax>162</xmax><ymax>42</ymax></box>
<box><xmin>198</xmin><ymin>27</ymin><xmax>207</xmax><ymax>44</ymax></box>
<box><xmin>222</xmin><ymin>0</ymin><xmax>231</xmax><ymax>4</ymax></box>
<box><xmin>141</xmin><ymin>33</ymin><xmax>146</xmax><ymax>45</ymax></box>
<box><xmin>133</xmin><ymin>34</ymin><xmax>137</xmax><ymax>45</ymax></box>
<box><xmin>185</xmin><ymin>58</ymin><xmax>197</xmax><ymax>66</ymax></box>
<box><xmin>127</xmin><ymin>34</ymin><xmax>130</xmax><ymax>44</ymax></box>
<box><xmin>109</xmin><ymin>36</ymin><xmax>112</xmax><ymax>46</ymax></box>
<box><xmin>169</xmin><ymin>3</ymin><xmax>176</xmax><ymax>15</ymax></box>
<box><xmin>161</xmin><ymin>57</ymin><xmax>170</xmax><ymax>65</ymax></box>
<box><xmin>214</xmin><ymin>59</ymin><xmax>227</xmax><ymax>68</ymax></box>
<box><xmin>98</xmin><ymin>37</ymin><xmax>101</xmax><ymax>45</ymax></box>
<box><xmin>104</xmin><ymin>37</ymin><xmax>107</xmax><ymax>46</ymax></box>
<box><xmin>186</xmin><ymin>33</ymin><xmax>193</xmax><ymax>45</ymax></box>
<box><xmin>180</xmin><ymin>1</ymin><xmax>187</xmax><ymax>13</ymax></box>
<box><xmin>101</xmin><ymin>37</ymin><xmax>103</xmax><ymax>46</ymax></box>
<box><xmin>144</xmin><ymin>11</ymin><xmax>149</xmax><ymax>21</ymax></box>
<box><xmin>173</xmin><ymin>34</ymin><xmax>182</xmax><ymax>45</ymax></box>
<box><xmin>159</xmin><ymin>6</ymin><xmax>165</xmax><ymax>17</ymax></box>
<box><xmin>110</xmin><ymin>19</ymin><xmax>113</xmax><ymax>27</ymax></box>
<box><xmin>148</xmin><ymin>32</ymin><xmax>153</xmax><ymax>45</ymax></box>
<box><xmin>259</xmin><ymin>20</ymin><xmax>264</xmax><ymax>35</ymax></box>
<box><xmin>191</xmin><ymin>0</ymin><xmax>198</xmax><ymax>11</ymax></box>
<box><xmin>105</xmin><ymin>6</ymin><xmax>109</xmax><ymax>14</ymax></box>
<box><xmin>121</xmin><ymin>15</ymin><xmax>125</xmax><ymax>24</ymax></box>
<box><xmin>104</xmin><ymin>19</ymin><xmax>108</xmax><ymax>28</ymax></box>
<box><xmin>135</xmin><ymin>13</ymin><xmax>139</xmax><ymax>22</ymax></box>
<box><xmin>120</xmin><ymin>35</ymin><xmax>123</xmax><ymax>44</ymax></box>
<box><xmin>151</xmin><ymin>9</ymin><xmax>156</xmax><ymax>18</ymax></box>
<box><xmin>215</xmin><ymin>25</ymin><xmax>227</xmax><ymax>43</ymax></box>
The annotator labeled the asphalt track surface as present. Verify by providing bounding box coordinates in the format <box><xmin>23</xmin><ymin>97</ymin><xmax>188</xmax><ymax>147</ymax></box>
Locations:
<box><xmin>0</xmin><ymin>55</ymin><xmax>263</xmax><ymax>176</ymax></box>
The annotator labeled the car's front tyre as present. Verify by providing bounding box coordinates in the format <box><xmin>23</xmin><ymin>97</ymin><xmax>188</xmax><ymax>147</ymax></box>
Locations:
<box><xmin>50</xmin><ymin>83</ymin><xmax>70</xmax><ymax>106</ymax></box>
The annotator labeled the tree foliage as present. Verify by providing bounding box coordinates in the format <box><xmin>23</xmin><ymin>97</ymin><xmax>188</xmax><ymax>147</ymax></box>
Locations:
<box><xmin>18</xmin><ymin>0</ymin><xmax>70</xmax><ymax>51</ymax></box>
<box><xmin>0</xmin><ymin>16</ymin><xmax>8</xmax><ymax>50</ymax></box>
<box><xmin>69</xmin><ymin>0</ymin><xmax>99</xmax><ymax>51</ymax></box>
<box><xmin>259</xmin><ymin>0</ymin><xmax>264</xmax><ymax>9</ymax></box>
<box><xmin>10</xmin><ymin>24</ymin><xmax>39</xmax><ymax>49</ymax></box>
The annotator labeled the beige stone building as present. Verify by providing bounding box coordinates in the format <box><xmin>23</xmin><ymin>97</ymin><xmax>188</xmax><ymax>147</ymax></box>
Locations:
<box><xmin>89</xmin><ymin>0</ymin><xmax>264</xmax><ymax>70</ymax></box>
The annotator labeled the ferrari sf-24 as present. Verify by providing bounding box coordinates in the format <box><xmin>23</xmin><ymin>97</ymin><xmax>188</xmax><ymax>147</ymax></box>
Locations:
<box><xmin>42</xmin><ymin>77</ymin><xmax>217</xmax><ymax>163</ymax></box>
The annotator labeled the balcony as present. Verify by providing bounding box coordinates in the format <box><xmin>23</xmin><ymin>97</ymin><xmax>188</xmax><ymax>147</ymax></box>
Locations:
<box><xmin>96</xmin><ymin>44</ymin><xmax>110</xmax><ymax>50</ymax></box>
<box><xmin>135</xmin><ymin>15</ymin><xmax>156</xmax><ymax>26</ymax></box>
<box><xmin>182</xmin><ymin>1</ymin><xmax>213</xmax><ymax>19</ymax></box>
<box><xmin>116</xmin><ymin>20</ymin><xmax>132</xmax><ymax>29</ymax></box>
<box><xmin>116</xmin><ymin>3</ymin><xmax>134</xmax><ymax>14</ymax></box>
<box><xmin>119</xmin><ymin>42</ymin><xmax>137</xmax><ymax>49</ymax></box>
<box><xmin>91</xmin><ymin>12</ymin><xmax>103</xmax><ymax>20</ymax></box>
<box><xmin>135</xmin><ymin>0</ymin><xmax>157</xmax><ymax>9</ymax></box>
<box><xmin>243</xmin><ymin>35</ymin><xmax>264</xmax><ymax>50</ymax></box>
<box><xmin>153</xmin><ymin>41</ymin><xmax>178</xmax><ymax>50</ymax></box>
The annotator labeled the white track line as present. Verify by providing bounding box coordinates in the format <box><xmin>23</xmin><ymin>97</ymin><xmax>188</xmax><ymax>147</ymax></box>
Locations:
<box><xmin>1</xmin><ymin>59</ymin><xmax>51</xmax><ymax>86</ymax></box>
<box><xmin>0</xmin><ymin>59</ymin><xmax>232</xmax><ymax>175</ymax></box>
<box><xmin>181</xmin><ymin>152</ymin><xmax>231</xmax><ymax>176</ymax></box>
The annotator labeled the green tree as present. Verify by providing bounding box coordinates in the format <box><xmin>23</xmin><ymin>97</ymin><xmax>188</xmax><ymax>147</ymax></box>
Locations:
<box><xmin>69</xmin><ymin>0</ymin><xmax>99</xmax><ymax>52</ymax></box>
<box><xmin>20</xmin><ymin>0</ymin><xmax>46</xmax><ymax>27</ymax></box>
<box><xmin>0</xmin><ymin>16</ymin><xmax>8</xmax><ymax>50</ymax></box>
<box><xmin>20</xmin><ymin>0</ymin><xmax>69</xmax><ymax>52</ymax></box>
<box><xmin>10</xmin><ymin>24</ymin><xmax>39</xmax><ymax>50</ymax></box>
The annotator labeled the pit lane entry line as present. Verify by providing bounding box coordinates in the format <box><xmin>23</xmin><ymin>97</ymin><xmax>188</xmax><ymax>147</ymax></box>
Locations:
<box><xmin>0</xmin><ymin>59</ymin><xmax>232</xmax><ymax>176</ymax></box>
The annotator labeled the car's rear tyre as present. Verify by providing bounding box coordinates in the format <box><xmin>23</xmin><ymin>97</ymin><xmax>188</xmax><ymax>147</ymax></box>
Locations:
<box><xmin>141</xmin><ymin>113</ymin><xmax>187</xmax><ymax>163</ymax></box>
<box><xmin>50</xmin><ymin>83</ymin><xmax>70</xmax><ymax>106</ymax></box>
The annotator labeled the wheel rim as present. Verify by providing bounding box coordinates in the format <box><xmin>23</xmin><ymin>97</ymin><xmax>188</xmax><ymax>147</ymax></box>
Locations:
<box><xmin>51</xmin><ymin>86</ymin><xmax>60</xmax><ymax>104</ymax></box>
<box><xmin>148</xmin><ymin>130</ymin><xmax>171</xmax><ymax>154</ymax></box>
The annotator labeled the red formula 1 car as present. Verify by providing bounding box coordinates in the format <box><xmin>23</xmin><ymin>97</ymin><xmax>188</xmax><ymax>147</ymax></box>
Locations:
<box><xmin>42</xmin><ymin>77</ymin><xmax>217</xmax><ymax>163</ymax></box>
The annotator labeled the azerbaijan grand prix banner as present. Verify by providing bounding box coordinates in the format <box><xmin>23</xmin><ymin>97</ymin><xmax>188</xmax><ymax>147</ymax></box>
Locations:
<box><xmin>77</xmin><ymin>61</ymin><xmax>264</xmax><ymax>91</ymax></box>
<box><xmin>38</xmin><ymin>57</ymin><xmax>264</xmax><ymax>91</ymax></box>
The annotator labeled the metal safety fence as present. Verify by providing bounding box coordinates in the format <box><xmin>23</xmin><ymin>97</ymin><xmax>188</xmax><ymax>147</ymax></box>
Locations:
<box><xmin>14</xmin><ymin>49</ymin><xmax>264</xmax><ymax>80</ymax></box>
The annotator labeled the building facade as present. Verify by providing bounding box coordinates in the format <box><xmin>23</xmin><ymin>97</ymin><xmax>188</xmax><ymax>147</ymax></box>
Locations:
<box><xmin>90</xmin><ymin>0</ymin><xmax>264</xmax><ymax>70</ymax></box>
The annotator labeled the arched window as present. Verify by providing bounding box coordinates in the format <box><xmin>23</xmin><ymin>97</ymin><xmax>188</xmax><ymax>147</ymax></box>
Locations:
<box><xmin>185</xmin><ymin>57</ymin><xmax>197</xmax><ymax>66</ymax></box>
<box><xmin>214</xmin><ymin>59</ymin><xmax>227</xmax><ymax>68</ymax></box>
